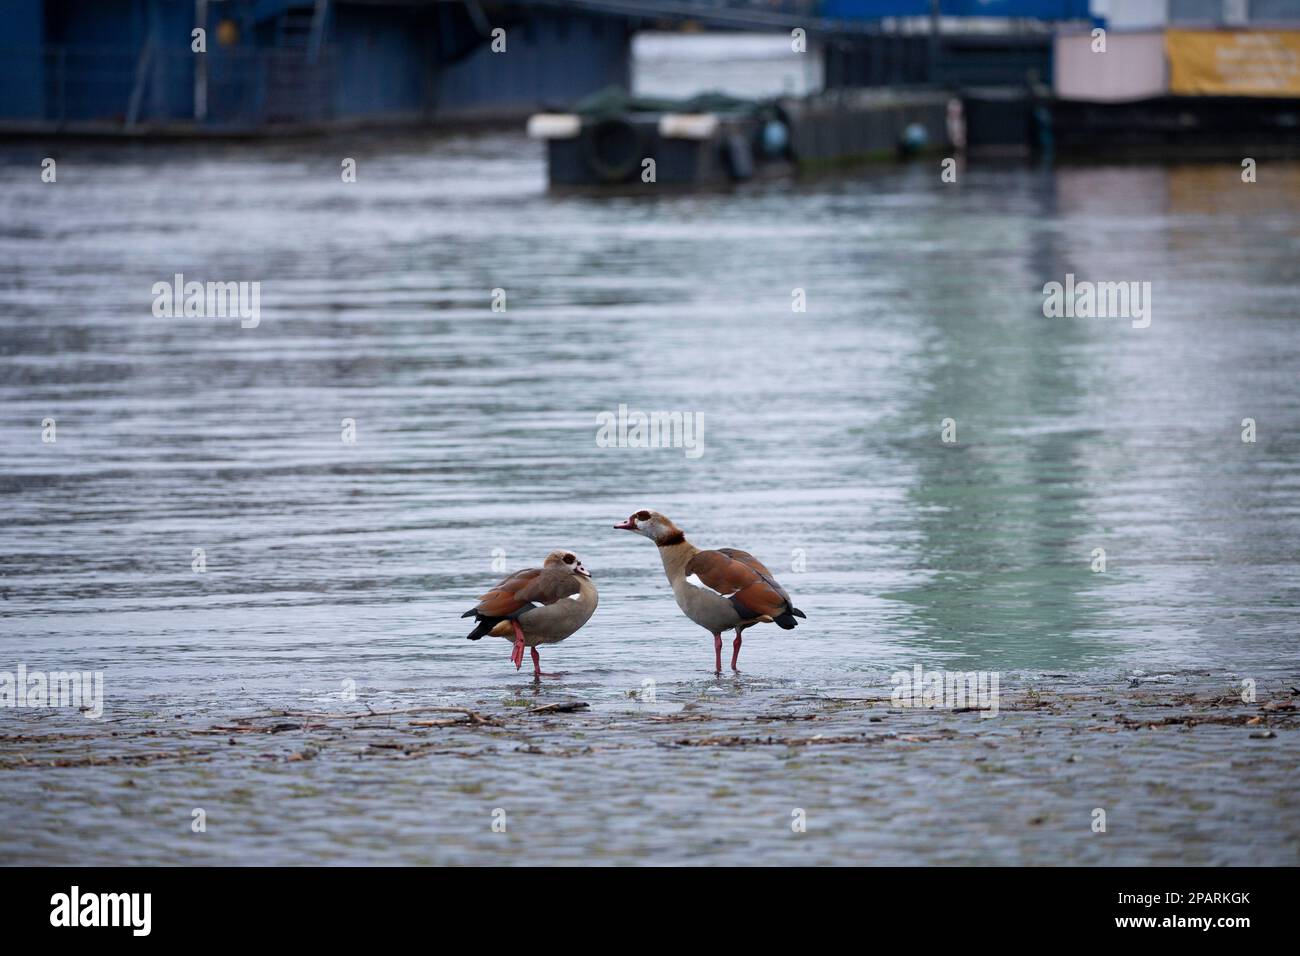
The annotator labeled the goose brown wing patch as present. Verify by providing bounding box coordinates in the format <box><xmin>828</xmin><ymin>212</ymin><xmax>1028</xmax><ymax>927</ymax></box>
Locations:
<box><xmin>472</xmin><ymin>568</ymin><xmax>542</xmax><ymax>618</ymax></box>
<box><xmin>473</xmin><ymin>566</ymin><xmax>578</xmax><ymax>618</ymax></box>
<box><xmin>513</xmin><ymin>569</ymin><xmax>580</xmax><ymax>606</ymax></box>
<box><xmin>687</xmin><ymin>548</ymin><xmax>792</xmax><ymax>619</ymax></box>
<box><xmin>716</xmin><ymin>548</ymin><xmax>779</xmax><ymax>582</ymax></box>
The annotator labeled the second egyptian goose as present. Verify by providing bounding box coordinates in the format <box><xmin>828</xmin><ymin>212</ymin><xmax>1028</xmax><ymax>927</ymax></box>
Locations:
<box><xmin>462</xmin><ymin>550</ymin><xmax>597</xmax><ymax>679</ymax></box>
<box><xmin>615</xmin><ymin>510</ymin><xmax>805</xmax><ymax>672</ymax></box>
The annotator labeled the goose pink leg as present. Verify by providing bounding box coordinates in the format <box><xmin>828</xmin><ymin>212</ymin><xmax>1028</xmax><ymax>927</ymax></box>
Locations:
<box><xmin>713</xmin><ymin>633</ymin><xmax>723</xmax><ymax>673</ymax></box>
<box><xmin>530</xmin><ymin>647</ymin><xmax>558</xmax><ymax>680</ymax></box>
<box><xmin>510</xmin><ymin>620</ymin><xmax>526</xmax><ymax>670</ymax></box>
<box><xmin>731</xmin><ymin>630</ymin><xmax>743</xmax><ymax>671</ymax></box>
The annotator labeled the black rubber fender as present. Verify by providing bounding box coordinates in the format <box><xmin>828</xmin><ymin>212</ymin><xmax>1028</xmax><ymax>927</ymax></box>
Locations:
<box><xmin>582</xmin><ymin>118</ymin><xmax>643</xmax><ymax>183</ymax></box>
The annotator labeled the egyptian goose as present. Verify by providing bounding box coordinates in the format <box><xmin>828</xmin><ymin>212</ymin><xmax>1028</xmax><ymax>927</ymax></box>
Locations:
<box><xmin>615</xmin><ymin>510</ymin><xmax>805</xmax><ymax>672</ymax></box>
<box><xmin>462</xmin><ymin>550</ymin><xmax>597</xmax><ymax>679</ymax></box>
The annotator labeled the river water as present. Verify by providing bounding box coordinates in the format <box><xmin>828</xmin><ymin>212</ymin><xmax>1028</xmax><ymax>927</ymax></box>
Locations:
<box><xmin>1</xmin><ymin>42</ymin><xmax>1299</xmax><ymax>865</ymax></box>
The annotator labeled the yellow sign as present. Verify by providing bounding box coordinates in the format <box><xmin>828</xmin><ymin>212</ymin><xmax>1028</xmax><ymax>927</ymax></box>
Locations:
<box><xmin>1167</xmin><ymin>30</ymin><xmax>1300</xmax><ymax>96</ymax></box>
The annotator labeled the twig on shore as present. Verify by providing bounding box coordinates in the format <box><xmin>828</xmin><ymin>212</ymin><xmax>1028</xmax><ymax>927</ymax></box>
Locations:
<box><xmin>528</xmin><ymin>702</ymin><xmax>589</xmax><ymax>715</ymax></box>
<box><xmin>410</xmin><ymin>712</ymin><xmax>501</xmax><ymax>727</ymax></box>
<box><xmin>270</xmin><ymin>706</ymin><xmax>495</xmax><ymax>721</ymax></box>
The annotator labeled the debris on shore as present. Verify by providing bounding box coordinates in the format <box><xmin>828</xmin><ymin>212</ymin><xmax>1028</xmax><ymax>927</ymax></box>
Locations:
<box><xmin>1</xmin><ymin>683</ymin><xmax>1294</xmax><ymax>771</ymax></box>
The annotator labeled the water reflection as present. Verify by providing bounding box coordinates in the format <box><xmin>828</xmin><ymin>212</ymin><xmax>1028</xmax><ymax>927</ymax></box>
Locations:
<box><xmin>1</xmin><ymin>141</ymin><xmax>1298</xmax><ymax>708</ymax></box>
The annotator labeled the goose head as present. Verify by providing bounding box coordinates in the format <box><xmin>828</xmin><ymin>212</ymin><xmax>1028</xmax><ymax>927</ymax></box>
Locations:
<box><xmin>614</xmin><ymin>510</ymin><xmax>683</xmax><ymax>545</ymax></box>
<box><xmin>545</xmin><ymin>549</ymin><xmax>591</xmax><ymax>578</ymax></box>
